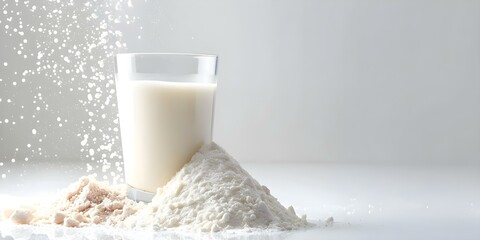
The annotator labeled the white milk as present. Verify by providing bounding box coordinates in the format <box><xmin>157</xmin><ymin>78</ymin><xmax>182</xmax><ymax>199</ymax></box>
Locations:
<box><xmin>116</xmin><ymin>80</ymin><xmax>216</xmax><ymax>192</ymax></box>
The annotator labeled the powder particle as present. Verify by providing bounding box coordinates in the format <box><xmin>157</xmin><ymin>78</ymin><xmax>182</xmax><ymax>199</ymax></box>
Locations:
<box><xmin>52</xmin><ymin>212</ymin><xmax>65</xmax><ymax>224</ymax></box>
<box><xmin>2</xmin><ymin>143</ymin><xmax>309</xmax><ymax>232</ymax></box>
<box><xmin>8</xmin><ymin>208</ymin><xmax>33</xmax><ymax>225</ymax></box>
<box><xmin>64</xmin><ymin>218</ymin><xmax>80</xmax><ymax>228</ymax></box>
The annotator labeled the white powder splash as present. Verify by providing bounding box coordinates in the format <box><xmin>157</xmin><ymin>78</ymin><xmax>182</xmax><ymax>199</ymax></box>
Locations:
<box><xmin>2</xmin><ymin>143</ymin><xmax>309</xmax><ymax>232</ymax></box>
<box><xmin>0</xmin><ymin>0</ymin><xmax>142</xmax><ymax>183</ymax></box>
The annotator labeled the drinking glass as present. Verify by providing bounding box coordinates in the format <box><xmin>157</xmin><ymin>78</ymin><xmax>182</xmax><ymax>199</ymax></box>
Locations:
<box><xmin>114</xmin><ymin>53</ymin><xmax>217</xmax><ymax>202</ymax></box>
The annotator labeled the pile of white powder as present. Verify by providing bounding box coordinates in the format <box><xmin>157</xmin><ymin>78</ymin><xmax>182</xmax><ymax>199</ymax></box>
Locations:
<box><xmin>2</xmin><ymin>143</ymin><xmax>308</xmax><ymax>232</ymax></box>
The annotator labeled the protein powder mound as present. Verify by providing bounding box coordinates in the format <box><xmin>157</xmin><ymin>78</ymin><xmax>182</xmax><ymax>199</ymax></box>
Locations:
<box><xmin>121</xmin><ymin>142</ymin><xmax>308</xmax><ymax>232</ymax></box>
<box><xmin>3</xmin><ymin>142</ymin><xmax>309</xmax><ymax>232</ymax></box>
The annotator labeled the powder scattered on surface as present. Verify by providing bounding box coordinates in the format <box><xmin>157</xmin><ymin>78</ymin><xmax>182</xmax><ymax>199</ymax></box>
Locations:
<box><xmin>324</xmin><ymin>217</ymin><xmax>334</xmax><ymax>227</ymax></box>
<box><xmin>41</xmin><ymin>176</ymin><xmax>139</xmax><ymax>227</ymax></box>
<box><xmin>3</xmin><ymin>176</ymin><xmax>139</xmax><ymax>227</ymax></box>
<box><xmin>2</xmin><ymin>143</ymin><xmax>309</xmax><ymax>232</ymax></box>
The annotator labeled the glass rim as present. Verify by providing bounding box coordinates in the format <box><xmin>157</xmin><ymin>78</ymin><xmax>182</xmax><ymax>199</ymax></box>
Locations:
<box><xmin>115</xmin><ymin>52</ymin><xmax>217</xmax><ymax>58</ymax></box>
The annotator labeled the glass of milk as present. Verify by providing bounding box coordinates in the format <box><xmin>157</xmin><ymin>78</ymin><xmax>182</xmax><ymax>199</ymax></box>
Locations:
<box><xmin>114</xmin><ymin>53</ymin><xmax>217</xmax><ymax>202</ymax></box>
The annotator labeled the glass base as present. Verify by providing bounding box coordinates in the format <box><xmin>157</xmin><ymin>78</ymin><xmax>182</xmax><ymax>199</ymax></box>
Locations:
<box><xmin>127</xmin><ymin>185</ymin><xmax>155</xmax><ymax>202</ymax></box>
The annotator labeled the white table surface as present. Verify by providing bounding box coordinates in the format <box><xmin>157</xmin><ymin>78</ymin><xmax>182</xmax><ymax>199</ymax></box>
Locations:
<box><xmin>0</xmin><ymin>162</ymin><xmax>479</xmax><ymax>240</ymax></box>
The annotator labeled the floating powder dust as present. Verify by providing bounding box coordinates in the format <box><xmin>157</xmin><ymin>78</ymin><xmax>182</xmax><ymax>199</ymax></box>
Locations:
<box><xmin>0</xmin><ymin>0</ymin><xmax>142</xmax><ymax>183</ymax></box>
<box><xmin>2</xmin><ymin>143</ymin><xmax>309</xmax><ymax>232</ymax></box>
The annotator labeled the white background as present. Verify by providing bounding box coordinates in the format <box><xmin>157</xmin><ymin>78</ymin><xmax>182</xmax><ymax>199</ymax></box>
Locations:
<box><xmin>0</xmin><ymin>0</ymin><xmax>479</xmax><ymax>165</ymax></box>
<box><xmin>124</xmin><ymin>0</ymin><xmax>480</xmax><ymax>164</ymax></box>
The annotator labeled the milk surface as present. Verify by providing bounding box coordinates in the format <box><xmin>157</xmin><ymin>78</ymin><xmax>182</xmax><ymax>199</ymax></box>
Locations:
<box><xmin>116</xmin><ymin>80</ymin><xmax>216</xmax><ymax>192</ymax></box>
